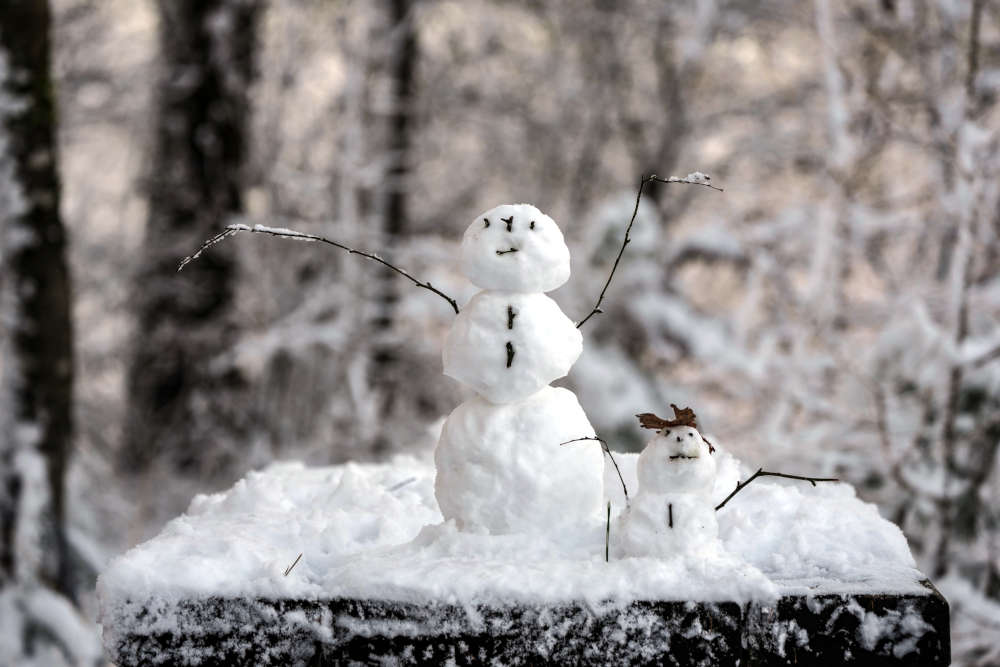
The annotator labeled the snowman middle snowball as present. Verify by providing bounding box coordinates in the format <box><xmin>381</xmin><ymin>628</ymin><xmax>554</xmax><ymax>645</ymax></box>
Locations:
<box><xmin>434</xmin><ymin>204</ymin><xmax>604</xmax><ymax>534</ymax></box>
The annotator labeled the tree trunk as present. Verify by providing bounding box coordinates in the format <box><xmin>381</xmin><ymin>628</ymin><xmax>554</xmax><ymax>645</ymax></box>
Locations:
<box><xmin>371</xmin><ymin>0</ymin><xmax>417</xmax><ymax>454</ymax></box>
<box><xmin>0</xmin><ymin>0</ymin><xmax>74</xmax><ymax>599</ymax></box>
<box><xmin>123</xmin><ymin>0</ymin><xmax>262</xmax><ymax>475</ymax></box>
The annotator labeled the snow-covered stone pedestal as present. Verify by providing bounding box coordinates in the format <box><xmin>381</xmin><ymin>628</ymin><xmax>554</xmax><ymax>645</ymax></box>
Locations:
<box><xmin>99</xmin><ymin>456</ymin><xmax>949</xmax><ymax>666</ymax></box>
<box><xmin>103</xmin><ymin>584</ymin><xmax>947</xmax><ymax>666</ymax></box>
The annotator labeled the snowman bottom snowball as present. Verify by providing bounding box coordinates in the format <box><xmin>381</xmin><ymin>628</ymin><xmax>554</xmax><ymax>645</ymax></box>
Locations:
<box><xmin>434</xmin><ymin>386</ymin><xmax>605</xmax><ymax>534</ymax></box>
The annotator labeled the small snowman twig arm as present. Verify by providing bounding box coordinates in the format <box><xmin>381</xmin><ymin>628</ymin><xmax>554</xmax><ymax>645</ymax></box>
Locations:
<box><xmin>576</xmin><ymin>173</ymin><xmax>723</xmax><ymax>329</ymax></box>
<box><xmin>560</xmin><ymin>436</ymin><xmax>629</xmax><ymax>504</ymax></box>
<box><xmin>714</xmin><ymin>468</ymin><xmax>839</xmax><ymax>511</ymax></box>
<box><xmin>178</xmin><ymin>223</ymin><xmax>460</xmax><ymax>314</ymax></box>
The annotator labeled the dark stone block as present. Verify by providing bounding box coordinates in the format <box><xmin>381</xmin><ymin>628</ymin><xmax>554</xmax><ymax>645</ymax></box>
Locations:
<box><xmin>106</xmin><ymin>582</ymin><xmax>948</xmax><ymax>666</ymax></box>
<box><xmin>746</xmin><ymin>581</ymin><xmax>949</xmax><ymax>666</ymax></box>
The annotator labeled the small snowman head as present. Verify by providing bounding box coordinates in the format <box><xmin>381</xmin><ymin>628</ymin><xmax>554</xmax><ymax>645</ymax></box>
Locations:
<box><xmin>635</xmin><ymin>406</ymin><xmax>717</xmax><ymax>494</ymax></box>
<box><xmin>460</xmin><ymin>203</ymin><xmax>571</xmax><ymax>292</ymax></box>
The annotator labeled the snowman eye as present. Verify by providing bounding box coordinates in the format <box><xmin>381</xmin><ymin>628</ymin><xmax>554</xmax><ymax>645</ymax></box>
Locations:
<box><xmin>530</xmin><ymin>220</ymin><xmax>536</xmax><ymax>230</ymax></box>
<box><xmin>483</xmin><ymin>218</ymin><xmax>490</xmax><ymax>228</ymax></box>
<box><xmin>664</xmin><ymin>430</ymin><xmax>670</xmax><ymax>435</ymax></box>
<box><xmin>688</xmin><ymin>433</ymin><xmax>693</xmax><ymax>437</ymax></box>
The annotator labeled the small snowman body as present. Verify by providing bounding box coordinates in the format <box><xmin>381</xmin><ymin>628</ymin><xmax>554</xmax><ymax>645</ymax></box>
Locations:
<box><xmin>615</xmin><ymin>425</ymin><xmax>720</xmax><ymax>558</ymax></box>
<box><xmin>434</xmin><ymin>204</ymin><xmax>604</xmax><ymax>533</ymax></box>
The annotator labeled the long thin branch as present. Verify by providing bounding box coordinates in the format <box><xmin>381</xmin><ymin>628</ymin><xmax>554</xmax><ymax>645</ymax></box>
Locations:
<box><xmin>576</xmin><ymin>172</ymin><xmax>722</xmax><ymax>329</ymax></box>
<box><xmin>714</xmin><ymin>467</ymin><xmax>839</xmax><ymax>511</ymax></box>
<box><xmin>560</xmin><ymin>435</ymin><xmax>629</xmax><ymax>504</ymax></box>
<box><xmin>178</xmin><ymin>223</ymin><xmax>460</xmax><ymax>314</ymax></box>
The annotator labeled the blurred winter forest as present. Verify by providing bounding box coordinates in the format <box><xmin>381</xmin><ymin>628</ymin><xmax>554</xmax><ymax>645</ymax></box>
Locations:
<box><xmin>1</xmin><ymin>0</ymin><xmax>999</xmax><ymax>664</ymax></box>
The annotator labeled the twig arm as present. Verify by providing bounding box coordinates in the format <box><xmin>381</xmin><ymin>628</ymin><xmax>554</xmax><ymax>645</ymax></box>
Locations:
<box><xmin>560</xmin><ymin>435</ymin><xmax>629</xmax><ymax>504</ymax></box>
<box><xmin>178</xmin><ymin>223</ymin><xmax>460</xmax><ymax>314</ymax></box>
<box><xmin>714</xmin><ymin>468</ymin><xmax>839</xmax><ymax>511</ymax></box>
<box><xmin>576</xmin><ymin>172</ymin><xmax>723</xmax><ymax>329</ymax></box>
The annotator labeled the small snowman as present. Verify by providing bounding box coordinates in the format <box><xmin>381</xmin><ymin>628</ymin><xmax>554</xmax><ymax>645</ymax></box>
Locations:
<box><xmin>614</xmin><ymin>405</ymin><xmax>722</xmax><ymax>559</ymax></box>
<box><xmin>434</xmin><ymin>204</ymin><xmax>605</xmax><ymax>534</ymax></box>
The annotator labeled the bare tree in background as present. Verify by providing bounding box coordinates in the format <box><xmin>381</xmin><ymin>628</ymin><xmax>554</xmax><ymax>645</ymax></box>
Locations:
<box><xmin>123</xmin><ymin>0</ymin><xmax>262</xmax><ymax>475</ymax></box>
<box><xmin>0</xmin><ymin>0</ymin><xmax>73</xmax><ymax>598</ymax></box>
<box><xmin>0</xmin><ymin>1</ymin><xmax>99</xmax><ymax>662</ymax></box>
<box><xmin>371</xmin><ymin>0</ymin><xmax>418</xmax><ymax>453</ymax></box>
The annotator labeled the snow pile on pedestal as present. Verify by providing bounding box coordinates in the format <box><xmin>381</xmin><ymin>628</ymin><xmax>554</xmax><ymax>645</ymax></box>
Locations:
<box><xmin>98</xmin><ymin>449</ymin><xmax>923</xmax><ymax>636</ymax></box>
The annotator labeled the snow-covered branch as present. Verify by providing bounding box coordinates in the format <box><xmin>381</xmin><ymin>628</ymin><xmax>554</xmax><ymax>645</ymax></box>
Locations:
<box><xmin>179</xmin><ymin>222</ymin><xmax>460</xmax><ymax>314</ymax></box>
<box><xmin>576</xmin><ymin>173</ymin><xmax>722</xmax><ymax>329</ymax></box>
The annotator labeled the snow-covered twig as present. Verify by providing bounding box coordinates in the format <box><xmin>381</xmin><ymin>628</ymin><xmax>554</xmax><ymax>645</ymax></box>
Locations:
<box><xmin>560</xmin><ymin>435</ymin><xmax>629</xmax><ymax>504</ymax></box>
<box><xmin>576</xmin><ymin>173</ymin><xmax>722</xmax><ymax>329</ymax></box>
<box><xmin>178</xmin><ymin>223</ymin><xmax>460</xmax><ymax>314</ymax></box>
<box><xmin>714</xmin><ymin>467</ymin><xmax>839</xmax><ymax>511</ymax></box>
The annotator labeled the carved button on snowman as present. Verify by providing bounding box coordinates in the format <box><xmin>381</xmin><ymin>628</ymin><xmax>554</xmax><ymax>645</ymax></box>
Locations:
<box><xmin>435</xmin><ymin>204</ymin><xmax>604</xmax><ymax>534</ymax></box>
<box><xmin>615</xmin><ymin>406</ymin><xmax>722</xmax><ymax>558</ymax></box>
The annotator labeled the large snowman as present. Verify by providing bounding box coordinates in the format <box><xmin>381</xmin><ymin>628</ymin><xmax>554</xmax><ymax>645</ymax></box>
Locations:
<box><xmin>434</xmin><ymin>204</ymin><xmax>605</xmax><ymax>534</ymax></box>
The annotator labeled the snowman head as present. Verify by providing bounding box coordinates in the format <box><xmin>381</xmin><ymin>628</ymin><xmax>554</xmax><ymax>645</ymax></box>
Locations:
<box><xmin>636</xmin><ymin>425</ymin><xmax>717</xmax><ymax>494</ymax></box>
<box><xmin>460</xmin><ymin>204</ymin><xmax>571</xmax><ymax>292</ymax></box>
<box><xmin>635</xmin><ymin>406</ymin><xmax>717</xmax><ymax>494</ymax></box>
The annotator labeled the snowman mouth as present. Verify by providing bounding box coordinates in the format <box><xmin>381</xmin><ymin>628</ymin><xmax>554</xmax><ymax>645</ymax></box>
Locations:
<box><xmin>496</xmin><ymin>247</ymin><xmax>519</xmax><ymax>255</ymax></box>
<box><xmin>669</xmin><ymin>455</ymin><xmax>699</xmax><ymax>460</ymax></box>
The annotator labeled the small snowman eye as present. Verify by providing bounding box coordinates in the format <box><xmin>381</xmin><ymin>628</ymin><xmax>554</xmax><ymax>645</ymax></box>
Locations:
<box><xmin>688</xmin><ymin>433</ymin><xmax>693</xmax><ymax>437</ymax></box>
<box><xmin>483</xmin><ymin>218</ymin><xmax>490</xmax><ymax>228</ymax></box>
<box><xmin>664</xmin><ymin>430</ymin><xmax>671</xmax><ymax>435</ymax></box>
<box><xmin>530</xmin><ymin>220</ymin><xmax>536</xmax><ymax>230</ymax></box>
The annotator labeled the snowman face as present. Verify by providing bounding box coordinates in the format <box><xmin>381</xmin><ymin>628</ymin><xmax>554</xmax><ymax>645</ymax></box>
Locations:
<box><xmin>636</xmin><ymin>425</ymin><xmax>717</xmax><ymax>495</ymax></box>
<box><xmin>460</xmin><ymin>204</ymin><xmax>571</xmax><ymax>292</ymax></box>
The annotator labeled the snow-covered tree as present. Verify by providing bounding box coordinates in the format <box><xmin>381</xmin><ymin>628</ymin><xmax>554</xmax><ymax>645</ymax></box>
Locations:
<box><xmin>123</xmin><ymin>0</ymin><xmax>263</xmax><ymax>479</ymax></box>
<box><xmin>0</xmin><ymin>1</ymin><xmax>99</xmax><ymax>663</ymax></box>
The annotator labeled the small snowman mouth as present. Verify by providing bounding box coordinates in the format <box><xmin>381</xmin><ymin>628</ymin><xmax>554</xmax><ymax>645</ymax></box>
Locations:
<box><xmin>669</xmin><ymin>454</ymin><xmax>699</xmax><ymax>460</ymax></box>
<box><xmin>496</xmin><ymin>247</ymin><xmax>519</xmax><ymax>256</ymax></box>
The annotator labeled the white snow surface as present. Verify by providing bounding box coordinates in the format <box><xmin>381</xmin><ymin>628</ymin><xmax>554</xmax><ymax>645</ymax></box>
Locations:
<box><xmin>99</xmin><ymin>447</ymin><xmax>925</xmax><ymax>619</ymax></box>
<box><xmin>443</xmin><ymin>291</ymin><xmax>582</xmax><ymax>403</ymax></box>
<box><xmin>434</xmin><ymin>386</ymin><xmax>604</xmax><ymax>534</ymax></box>
<box><xmin>460</xmin><ymin>204</ymin><xmax>571</xmax><ymax>292</ymax></box>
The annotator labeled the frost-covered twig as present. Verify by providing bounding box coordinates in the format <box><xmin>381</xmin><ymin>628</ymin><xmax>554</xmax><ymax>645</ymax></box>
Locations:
<box><xmin>560</xmin><ymin>435</ymin><xmax>629</xmax><ymax>504</ymax></box>
<box><xmin>714</xmin><ymin>467</ymin><xmax>838</xmax><ymax>511</ymax></box>
<box><xmin>178</xmin><ymin>223</ymin><xmax>460</xmax><ymax>314</ymax></box>
<box><xmin>576</xmin><ymin>173</ymin><xmax>722</xmax><ymax>328</ymax></box>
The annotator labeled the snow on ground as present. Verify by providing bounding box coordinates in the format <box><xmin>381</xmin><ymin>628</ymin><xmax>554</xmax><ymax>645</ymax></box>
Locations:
<box><xmin>98</xmin><ymin>446</ymin><xmax>923</xmax><ymax>631</ymax></box>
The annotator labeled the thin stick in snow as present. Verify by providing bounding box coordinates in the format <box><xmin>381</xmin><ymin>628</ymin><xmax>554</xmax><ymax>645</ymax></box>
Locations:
<box><xmin>605</xmin><ymin>501</ymin><xmax>611</xmax><ymax>563</ymax></box>
<box><xmin>387</xmin><ymin>477</ymin><xmax>416</xmax><ymax>492</ymax></box>
<box><xmin>283</xmin><ymin>553</ymin><xmax>303</xmax><ymax>577</ymax></box>
<box><xmin>178</xmin><ymin>223</ymin><xmax>460</xmax><ymax>314</ymax></box>
<box><xmin>576</xmin><ymin>173</ymin><xmax>723</xmax><ymax>329</ymax></box>
<box><xmin>560</xmin><ymin>435</ymin><xmax>629</xmax><ymax>504</ymax></box>
<box><xmin>714</xmin><ymin>468</ymin><xmax>839</xmax><ymax>511</ymax></box>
